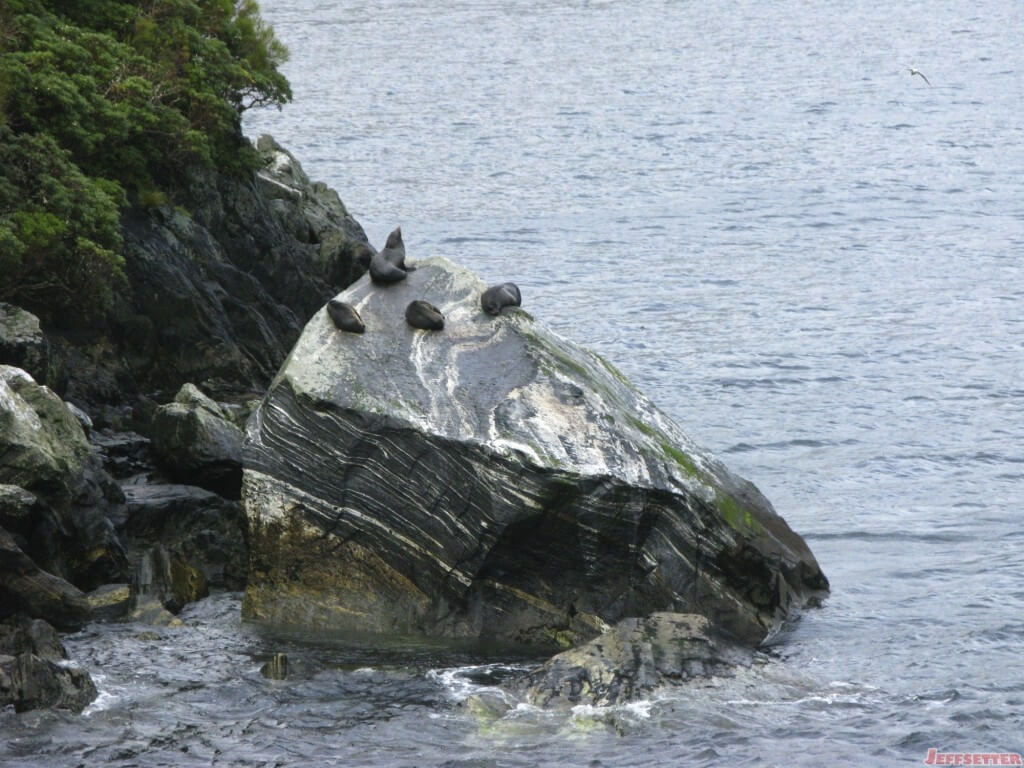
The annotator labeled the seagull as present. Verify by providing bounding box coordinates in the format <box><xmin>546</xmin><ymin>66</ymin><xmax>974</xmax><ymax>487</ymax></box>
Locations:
<box><xmin>909</xmin><ymin>68</ymin><xmax>931</xmax><ymax>86</ymax></box>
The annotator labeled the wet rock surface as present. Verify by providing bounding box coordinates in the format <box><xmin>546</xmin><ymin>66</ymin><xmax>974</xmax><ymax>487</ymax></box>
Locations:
<box><xmin>523</xmin><ymin>612</ymin><xmax>755</xmax><ymax>707</ymax></box>
<box><xmin>243</xmin><ymin>257</ymin><xmax>828</xmax><ymax>647</ymax></box>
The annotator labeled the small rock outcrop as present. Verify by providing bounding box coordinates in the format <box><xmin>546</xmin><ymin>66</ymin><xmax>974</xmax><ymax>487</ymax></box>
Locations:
<box><xmin>127</xmin><ymin>544</ymin><xmax>208</xmax><ymax>625</ymax></box>
<box><xmin>0</xmin><ymin>615</ymin><xmax>98</xmax><ymax>713</ymax></box>
<box><xmin>242</xmin><ymin>258</ymin><xmax>828</xmax><ymax>648</ymax></box>
<box><xmin>523</xmin><ymin>612</ymin><xmax>754</xmax><ymax>707</ymax></box>
<box><xmin>0</xmin><ymin>303</ymin><xmax>52</xmax><ymax>386</ymax></box>
<box><xmin>150</xmin><ymin>383</ymin><xmax>244</xmax><ymax>498</ymax></box>
<box><xmin>0</xmin><ymin>366</ymin><xmax>127</xmax><ymax>623</ymax></box>
<box><xmin>0</xmin><ymin>652</ymin><xmax>98</xmax><ymax>713</ymax></box>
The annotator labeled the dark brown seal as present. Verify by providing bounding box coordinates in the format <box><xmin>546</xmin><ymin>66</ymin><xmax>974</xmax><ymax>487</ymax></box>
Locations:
<box><xmin>370</xmin><ymin>226</ymin><xmax>414</xmax><ymax>284</ymax></box>
<box><xmin>327</xmin><ymin>299</ymin><xmax>365</xmax><ymax>334</ymax></box>
<box><xmin>405</xmin><ymin>300</ymin><xmax>444</xmax><ymax>331</ymax></box>
<box><xmin>481</xmin><ymin>282</ymin><xmax>522</xmax><ymax>315</ymax></box>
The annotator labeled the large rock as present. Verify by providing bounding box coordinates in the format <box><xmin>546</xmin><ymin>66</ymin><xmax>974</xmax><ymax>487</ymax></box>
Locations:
<box><xmin>523</xmin><ymin>612</ymin><xmax>753</xmax><ymax>707</ymax></box>
<box><xmin>0</xmin><ymin>366</ymin><xmax>127</xmax><ymax>591</ymax></box>
<box><xmin>90</xmin><ymin>134</ymin><xmax>370</xmax><ymax>407</ymax></box>
<box><xmin>0</xmin><ymin>615</ymin><xmax>67</xmax><ymax>661</ymax></box>
<box><xmin>150</xmin><ymin>383</ymin><xmax>244</xmax><ymax>498</ymax></box>
<box><xmin>0</xmin><ymin>527</ymin><xmax>91</xmax><ymax>630</ymax></box>
<box><xmin>0</xmin><ymin>652</ymin><xmax>97</xmax><ymax>713</ymax></box>
<box><xmin>243</xmin><ymin>258</ymin><xmax>828</xmax><ymax>648</ymax></box>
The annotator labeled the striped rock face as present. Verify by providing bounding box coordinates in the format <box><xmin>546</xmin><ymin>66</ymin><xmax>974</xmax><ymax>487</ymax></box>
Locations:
<box><xmin>241</xmin><ymin>258</ymin><xmax>828</xmax><ymax>647</ymax></box>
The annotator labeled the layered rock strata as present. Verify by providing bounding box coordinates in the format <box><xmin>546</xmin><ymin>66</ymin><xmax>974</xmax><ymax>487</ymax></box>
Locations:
<box><xmin>243</xmin><ymin>258</ymin><xmax>828</xmax><ymax>648</ymax></box>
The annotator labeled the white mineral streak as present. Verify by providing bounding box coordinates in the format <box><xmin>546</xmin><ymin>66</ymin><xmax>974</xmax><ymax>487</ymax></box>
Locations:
<box><xmin>273</xmin><ymin>259</ymin><xmax>725</xmax><ymax>500</ymax></box>
<box><xmin>243</xmin><ymin>470</ymin><xmax>473</xmax><ymax>587</ymax></box>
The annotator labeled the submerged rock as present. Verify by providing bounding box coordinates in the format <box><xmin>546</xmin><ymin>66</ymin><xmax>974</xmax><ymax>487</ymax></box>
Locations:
<box><xmin>0</xmin><ymin>652</ymin><xmax>97</xmax><ymax>713</ymax></box>
<box><xmin>523</xmin><ymin>612</ymin><xmax>754</xmax><ymax>707</ymax></box>
<box><xmin>243</xmin><ymin>258</ymin><xmax>827</xmax><ymax>647</ymax></box>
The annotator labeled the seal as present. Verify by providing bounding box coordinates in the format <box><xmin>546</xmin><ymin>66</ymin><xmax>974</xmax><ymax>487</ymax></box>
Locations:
<box><xmin>481</xmin><ymin>282</ymin><xmax>522</xmax><ymax>315</ymax></box>
<box><xmin>370</xmin><ymin>226</ymin><xmax>414</xmax><ymax>284</ymax></box>
<box><xmin>326</xmin><ymin>299</ymin><xmax>365</xmax><ymax>334</ymax></box>
<box><xmin>405</xmin><ymin>300</ymin><xmax>444</xmax><ymax>331</ymax></box>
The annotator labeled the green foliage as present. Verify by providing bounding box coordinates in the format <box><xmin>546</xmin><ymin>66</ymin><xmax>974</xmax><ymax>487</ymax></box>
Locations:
<box><xmin>0</xmin><ymin>127</ymin><xmax>125</xmax><ymax>320</ymax></box>
<box><xmin>0</xmin><ymin>0</ymin><xmax>290</xmax><ymax>321</ymax></box>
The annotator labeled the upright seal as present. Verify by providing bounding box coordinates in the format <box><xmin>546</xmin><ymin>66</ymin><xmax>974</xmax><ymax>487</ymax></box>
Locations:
<box><xmin>370</xmin><ymin>227</ymin><xmax>413</xmax><ymax>284</ymax></box>
<box><xmin>481</xmin><ymin>282</ymin><xmax>522</xmax><ymax>315</ymax></box>
<box><xmin>405</xmin><ymin>300</ymin><xmax>444</xmax><ymax>331</ymax></box>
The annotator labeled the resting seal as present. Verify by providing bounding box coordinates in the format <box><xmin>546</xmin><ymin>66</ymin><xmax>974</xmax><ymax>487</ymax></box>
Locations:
<box><xmin>481</xmin><ymin>282</ymin><xmax>522</xmax><ymax>315</ymax></box>
<box><xmin>370</xmin><ymin>227</ymin><xmax>414</xmax><ymax>284</ymax></box>
<box><xmin>405</xmin><ymin>300</ymin><xmax>444</xmax><ymax>331</ymax></box>
<box><xmin>326</xmin><ymin>299</ymin><xmax>365</xmax><ymax>334</ymax></box>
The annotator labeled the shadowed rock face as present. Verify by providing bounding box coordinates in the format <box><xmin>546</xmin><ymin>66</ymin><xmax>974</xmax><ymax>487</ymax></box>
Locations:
<box><xmin>243</xmin><ymin>258</ymin><xmax>828</xmax><ymax>647</ymax></box>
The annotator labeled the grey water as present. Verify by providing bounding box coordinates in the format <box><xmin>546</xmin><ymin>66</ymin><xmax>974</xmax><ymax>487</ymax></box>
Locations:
<box><xmin>5</xmin><ymin>0</ymin><xmax>1024</xmax><ymax>765</ymax></box>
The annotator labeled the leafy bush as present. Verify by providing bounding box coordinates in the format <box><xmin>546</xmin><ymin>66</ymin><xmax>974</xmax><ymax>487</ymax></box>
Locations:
<box><xmin>0</xmin><ymin>0</ymin><xmax>291</xmax><ymax>322</ymax></box>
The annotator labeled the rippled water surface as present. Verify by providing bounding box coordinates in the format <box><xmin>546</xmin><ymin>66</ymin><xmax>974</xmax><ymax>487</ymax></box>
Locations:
<box><xmin>5</xmin><ymin>0</ymin><xmax>1023</xmax><ymax>765</ymax></box>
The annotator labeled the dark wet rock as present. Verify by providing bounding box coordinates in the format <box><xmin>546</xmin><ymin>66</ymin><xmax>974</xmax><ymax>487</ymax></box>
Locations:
<box><xmin>0</xmin><ymin>484</ymin><xmax>44</xmax><ymax>537</ymax></box>
<box><xmin>25</xmin><ymin>135</ymin><xmax>370</xmax><ymax>414</ymax></box>
<box><xmin>0</xmin><ymin>527</ymin><xmax>91</xmax><ymax>631</ymax></box>
<box><xmin>119</xmin><ymin>483</ymin><xmax>247</xmax><ymax>589</ymax></box>
<box><xmin>0</xmin><ymin>616</ymin><xmax>67</xmax><ymax>661</ymax></box>
<box><xmin>150</xmin><ymin>384</ymin><xmax>244</xmax><ymax>498</ymax></box>
<box><xmin>85</xmin><ymin>583</ymin><xmax>131</xmax><ymax>622</ymax></box>
<box><xmin>523</xmin><ymin>613</ymin><xmax>754</xmax><ymax>707</ymax></box>
<box><xmin>91</xmin><ymin>429</ymin><xmax>153</xmax><ymax>480</ymax></box>
<box><xmin>0</xmin><ymin>303</ymin><xmax>52</xmax><ymax>387</ymax></box>
<box><xmin>129</xmin><ymin>544</ymin><xmax>208</xmax><ymax>618</ymax></box>
<box><xmin>242</xmin><ymin>258</ymin><xmax>828</xmax><ymax>648</ymax></box>
<box><xmin>0</xmin><ymin>652</ymin><xmax>98</xmax><ymax>713</ymax></box>
<box><xmin>0</xmin><ymin>366</ymin><xmax>128</xmax><ymax>591</ymax></box>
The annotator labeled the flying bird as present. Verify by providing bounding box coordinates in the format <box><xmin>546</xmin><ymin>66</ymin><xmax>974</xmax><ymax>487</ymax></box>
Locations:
<box><xmin>909</xmin><ymin>68</ymin><xmax>931</xmax><ymax>86</ymax></box>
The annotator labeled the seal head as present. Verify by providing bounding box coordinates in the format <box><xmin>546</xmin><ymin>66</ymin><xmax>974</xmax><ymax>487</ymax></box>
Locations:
<box><xmin>327</xmin><ymin>299</ymin><xmax>365</xmax><ymax>334</ymax></box>
<box><xmin>405</xmin><ymin>300</ymin><xmax>444</xmax><ymax>331</ymax></box>
<box><xmin>481</xmin><ymin>282</ymin><xmax>522</xmax><ymax>316</ymax></box>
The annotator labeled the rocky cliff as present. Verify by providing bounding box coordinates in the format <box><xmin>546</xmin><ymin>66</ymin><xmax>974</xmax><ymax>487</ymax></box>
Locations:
<box><xmin>242</xmin><ymin>258</ymin><xmax>828</xmax><ymax>648</ymax></box>
<box><xmin>46</xmin><ymin>135</ymin><xmax>371</xmax><ymax>419</ymax></box>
